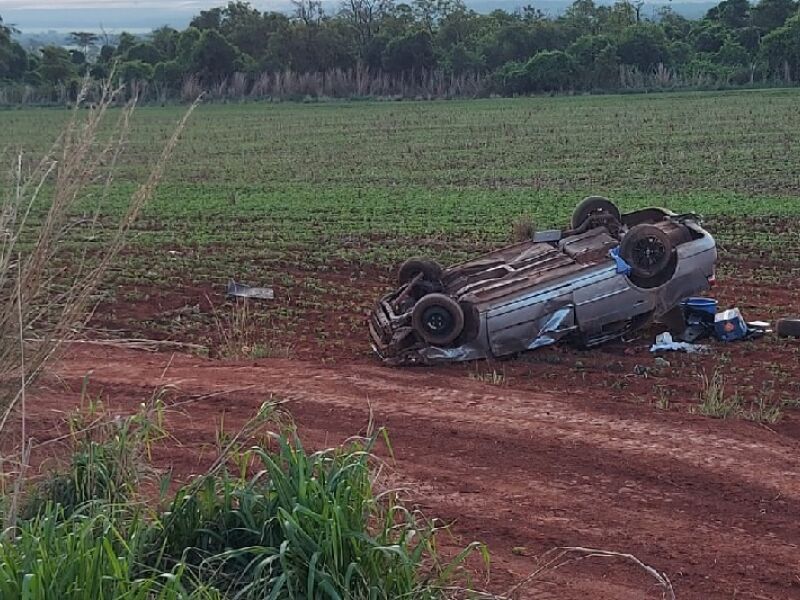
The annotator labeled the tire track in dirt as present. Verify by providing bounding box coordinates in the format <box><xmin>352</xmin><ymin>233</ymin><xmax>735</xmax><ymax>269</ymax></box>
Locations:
<box><xmin>43</xmin><ymin>345</ymin><xmax>800</xmax><ymax>599</ymax></box>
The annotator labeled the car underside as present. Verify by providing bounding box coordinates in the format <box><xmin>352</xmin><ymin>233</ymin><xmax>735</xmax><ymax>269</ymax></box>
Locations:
<box><xmin>369</xmin><ymin>197</ymin><xmax>717</xmax><ymax>365</ymax></box>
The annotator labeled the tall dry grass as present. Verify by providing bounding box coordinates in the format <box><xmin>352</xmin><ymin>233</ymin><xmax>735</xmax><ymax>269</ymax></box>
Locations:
<box><xmin>0</xmin><ymin>80</ymin><xmax>198</xmax><ymax>432</ymax></box>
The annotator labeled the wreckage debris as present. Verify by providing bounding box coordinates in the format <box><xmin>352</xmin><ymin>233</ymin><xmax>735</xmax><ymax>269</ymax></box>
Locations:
<box><xmin>776</xmin><ymin>318</ymin><xmax>800</xmax><ymax>338</ymax></box>
<box><xmin>673</xmin><ymin>298</ymin><xmax>770</xmax><ymax>345</ymax></box>
<box><xmin>650</xmin><ymin>331</ymin><xmax>710</xmax><ymax>354</ymax></box>
<box><xmin>226</xmin><ymin>280</ymin><xmax>274</xmax><ymax>300</ymax></box>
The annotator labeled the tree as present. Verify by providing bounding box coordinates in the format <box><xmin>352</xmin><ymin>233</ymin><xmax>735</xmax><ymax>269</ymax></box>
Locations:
<box><xmin>116</xmin><ymin>32</ymin><xmax>138</xmax><ymax>55</ymax></box>
<box><xmin>382</xmin><ymin>28</ymin><xmax>436</xmax><ymax>73</ymax></box>
<box><xmin>176</xmin><ymin>28</ymin><xmax>202</xmax><ymax>67</ymax></box>
<box><xmin>692</xmin><ymin>22</ymin><xmax>728</xmax><ymax>53</ymax></box>
<box><xmin>760</xmin><ymin>12</ymin><xmax>800</xmax><ymax>77</ymax></box>
<box><xmin>153</xmin><ymin>60</ymin><xmax>185</xmax><ymax>88</ymax></box>
<box><xmin>705</xmin><ymin>0</ymin><xmax>751</xmax><ymax>29</ymax></box>
<box><xmin>480</xmin><ymin>21</ymin><xmax>564</xmax><ymax>70</ymax></box>
<box><xmin>413</xmin><ymin>0</ymin><xmax>465</xmax><ymax>33</ymax></box>
<box><xmin>37</xmin><ymin>46</ymin><xmax>78</xmax><ymax>84</ymax></box>
<box><xmin>340</xmin><ymin>0</ymin><xmax>394</xmax><ymax>57</ymax></box>
<box><xmin>568</xmin><ymin>34</ymin><xmax>618</xmax><ymax>87</ymax></box>
<box><xmin>600</xmin><ymin>1</ymin><xmax>637</xmax><ymax>35</ymax></box>
<box><xmin>0</xmin><ymin>40</ymin><xmax>27</xmax><ymax>80</ymax></box>
<box><xmin>189</xmin><ymin>29</ymin><xmax>243</xmax><ymax>80</ymax></box>
<box><xmin>118</xmin><ymin>60</ymin><xmax>154</xmax><ymax>82</ymax></box>
<box><xmin>752</xmin><ymin>0</ymin><xmax>798</xmax><ymax>31</ymax></box>
<box><xmin>436</xmin><ymin>7</ymin><xmax>481</xmax><ymax>50</ymax></box>
<box><xmin>70</xmin><ymin>49</ymin><xmax>86</xmax><ymax>66</ymax></box>
<box><xmin>69</xmin><ymin>31</ymin><xmax>99</xmax><ymax>54</ymax></box>
<box><xmin>442</xmin><ymin>42</ymin><xmax>484</xmax><ymax>73</ymax></box>
<box><xmin>292</xmin><ymin>0</ymin><xmax>325</xmax><ymax>25</ymax></box>
<box><xmin>1</xmin><ymin>15</ymin><xmax>27</xmax><ymax>80</ymax></box>
<box><xmin>99</xmin><ymin>44</ymin><xmax>115</xmax><ymax>63</ymax></box>
<box><xmin>0</xmin><ymin>15</ymin><xmax>19</xmax><ymax>39</ymax></box>
<box><xmin>715</xmin><ymin>38</ymin><xmax>750</xmax><ymax>64</ymax></box>
<box><xmin>617</xmin><ymin>24</ymin><xmax>668</xmax><ymax>71</ymax></box>
<box><xmin>735</xmin><ymin>26</ymin><xmax>761</xmax><ymax>52</ymax></box>
<box><xmin>218</xmin><ymin>2</ymin><xmax>282</xmax><ymax>60</ymax></box>
<box><xmin>563</xmin><ymin>0</ymin><xmax>601</xmax><ymax>36</ymax></box>
<box><xmin>150</xmin><ymin>26</ymin><xmax>180</xmax><ymax>59</ymax></box>
<box><xmin>125</xmin><ymin>43</ymin><xmax>164</xmax><ymax>65</ymax></box>
<box><xmin>658</xmin><ymin>7</ymin><xmax>692</xmax><ymax>40</ymax></box>
<box><xmin>191</xmin><ymin>7</ymin><xmax>223</xmax><ymax>30</ymax></box>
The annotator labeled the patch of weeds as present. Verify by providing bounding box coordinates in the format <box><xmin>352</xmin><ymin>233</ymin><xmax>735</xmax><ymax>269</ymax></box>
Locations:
<box><xmin>250</xmin><ymin>343</ymin><xmax>293</xmax><ymax>359</ymax></box>
<box><xmin>782</xmin><ymin>397</ymin><xmax>800</xmax><ymax>410</ymax></box>
<box><xmin>511</xmin><ymin>214</ymin><xmax>535</xmax><ymax>242</ymax></box>
<box><xmin>743</xmin><ymin>398</ymin><xmax>783</xmax><ymax>424</ymax></box>
<box><xmin>469</xmin><ymin>369</ymin><xmax>506</xmax><ymax>386</ymax></box>
<box><xmin>654</xmin><ymin>386</ymin><xmax>671</xmax><ymax>410</ymax></box>
<box><xmin>697</xmin><ymin>370</ymin><xmax>742</xmax><ymax>419</ymax></box>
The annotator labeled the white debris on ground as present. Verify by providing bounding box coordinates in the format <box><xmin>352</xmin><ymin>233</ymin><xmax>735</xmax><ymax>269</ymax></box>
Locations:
<box><xmin>650</xmin><ymin>332</ymin><xmax>711</xmax><ymax>354</ymax></box>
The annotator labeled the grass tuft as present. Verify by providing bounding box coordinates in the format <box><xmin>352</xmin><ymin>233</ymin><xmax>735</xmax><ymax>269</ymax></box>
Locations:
<box><xmin>511</xmin><ymin>215</ymin><xmax>536</xmax><ymax>242</ymax></box>
<box><xmin>698</xmin><ymin>370</ymin><xmax>741</xmax><ymax>419</ymax></box>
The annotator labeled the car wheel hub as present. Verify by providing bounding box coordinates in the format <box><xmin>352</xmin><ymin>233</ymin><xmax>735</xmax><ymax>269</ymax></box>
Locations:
<box><xmin>423</xmin><ymin>307</ymin><xmax>452</xmax><ymax>334</ymax></box>
<box><xmin>632</xmin><ymin>236</ymin><xmax>666</xmax><ymax>268</ymax></box>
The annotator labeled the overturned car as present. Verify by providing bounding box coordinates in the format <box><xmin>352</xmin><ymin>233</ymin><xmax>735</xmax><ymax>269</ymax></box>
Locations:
<box><xmin>369</xmin><ymin>197</ymin><xmax>717</xmax><ymax>365</ymax></box>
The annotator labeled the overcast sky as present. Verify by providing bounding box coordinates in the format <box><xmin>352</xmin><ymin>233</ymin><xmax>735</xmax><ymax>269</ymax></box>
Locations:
<box><xmin>1</xmin><ymin>0</ymin><xmax>712</xmax><ymax>33</ymax></box>
<box><xmin>0</xmin><ymin>1</ymin><xmax>264</xmax><ymax>8</ymax></box>
<box><xmin>0</xmin><ymin>0</ymin><xmax>301</xmax><ymax>32</ymax></box>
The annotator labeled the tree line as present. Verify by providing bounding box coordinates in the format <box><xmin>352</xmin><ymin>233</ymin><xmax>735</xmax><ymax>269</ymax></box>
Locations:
<box><xmin>1</xmin><ymin>0</ymin><xmax>800</xmax><ymax>102</ymax></box>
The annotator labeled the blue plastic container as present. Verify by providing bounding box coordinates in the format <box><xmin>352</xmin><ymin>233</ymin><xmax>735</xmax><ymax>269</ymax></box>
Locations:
<box><xmin>683</xmin><ymin>297</ymin><xmax>718</xmax><ymax>316</ymax></box>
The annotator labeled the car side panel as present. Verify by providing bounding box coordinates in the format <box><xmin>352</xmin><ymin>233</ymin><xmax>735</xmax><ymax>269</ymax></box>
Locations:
<box><xmin>573</xmin><ymin>269</ymin><xmax>656</xmax><ymax>336</ymax></box>
<box><xmin>483</xmin><ymin>268</ymin><xmax>615</xmax><ymax>357</ymax></box>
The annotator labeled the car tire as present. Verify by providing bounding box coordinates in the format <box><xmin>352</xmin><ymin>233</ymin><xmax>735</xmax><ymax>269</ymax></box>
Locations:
<box><xmin>456</xmin><ymin>300</ymin><xmax>481</xmax><ymax>344</ymax></box>
<box><xmin>776</xmin><ymin>318</ymin><xmax>800</xmax><ymax>338</ymax></box>
<box><xmin>412</xmin><ymin>293</ymin><xmax>465</xmax><ymax>346</ymax></box>
<box><xmin>571</xmin><ymin>196</ymin><xmax>621</xmax><ymax>230</ymax></box>
<box><xmin>619</xmin><ymin>223</ymin><xmax>674</xmax><ymax>280</ymax></box>
<box><xmin>397</xmin><ymin>258</ymin><xmax>443</xmax><ymax>286</ymax></box>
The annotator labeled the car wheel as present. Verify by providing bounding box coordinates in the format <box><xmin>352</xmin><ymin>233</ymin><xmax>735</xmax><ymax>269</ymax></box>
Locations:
<box><xmin>571</xmin><ymin>196</ymin><xmax>621</xmax><ymax>230</ymax></box>
<box><xmin>397</xmin><ymin>258</ymin><xmax>443</xmax><ymax>286</ymax></box>
<box><xmin>619</xmin><ymin>224</ymin><xmax>674</xmax><ymax>280</ymax></box>
<box><xmin>412</xmin><ymin>293</ymin><xmax>465</xmax><ymax>346</ymax></box>
<box><xmin>776</xmin><ymin>318</ymin><xmax>800</xmax><ymax>338</ymax></box>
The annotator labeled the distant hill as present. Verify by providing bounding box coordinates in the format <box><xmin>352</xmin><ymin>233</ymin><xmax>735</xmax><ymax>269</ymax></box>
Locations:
<box><xmin>6</xmin><ymin>0</ymin><xmax>714</xmax><ymax>37</ymax></box>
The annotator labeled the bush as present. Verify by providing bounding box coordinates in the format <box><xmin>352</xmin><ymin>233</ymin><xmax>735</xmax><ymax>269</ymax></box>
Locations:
<box><xmin>525</xmin><ymin>50</ymin><xmax>578</xmax><ymax>91</ymax></box>
<box><xmin>494</xmin><ymin>60</ymin><xmax>528</xmax><ymax>94</ymax></box>
<box><xmin>495</xmin><ymin>51</ymin><xmax>577</xmax><ymax>94</ymax></box>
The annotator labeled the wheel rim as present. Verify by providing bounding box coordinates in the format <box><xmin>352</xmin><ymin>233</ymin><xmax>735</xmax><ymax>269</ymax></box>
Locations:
<box><xmin>422</xmin><ymin>306</ymin><xmax>453</xmax><ymax>336</ymax></box>
<box><xmin>631</xmin><ymin>235</ymin><xmax>667</xmax><ymax>271</ymax></box>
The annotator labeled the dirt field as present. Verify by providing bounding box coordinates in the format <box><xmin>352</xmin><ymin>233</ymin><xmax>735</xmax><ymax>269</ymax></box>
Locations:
<box><xmin>17</xmin><ymin>325</ymin><xmax>797</xmax><ymax>600</ymax></box>
<box><xmin>30</xmin><ymin>245</ymin><xmax>794</xmax><ymax>598</ymax></box>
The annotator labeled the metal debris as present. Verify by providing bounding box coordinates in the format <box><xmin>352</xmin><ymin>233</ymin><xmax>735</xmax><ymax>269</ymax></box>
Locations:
<box><xmin>226</xmin><ymin>280</ymin><xmax>274</xmax><ymax>300</ymax></box>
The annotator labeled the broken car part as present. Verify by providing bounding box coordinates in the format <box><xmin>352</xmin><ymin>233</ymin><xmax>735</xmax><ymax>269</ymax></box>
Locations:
<box><xmin>226</xmin><ymin>280</ymin><xmax>275</xmax><ymax>300</ymax></box>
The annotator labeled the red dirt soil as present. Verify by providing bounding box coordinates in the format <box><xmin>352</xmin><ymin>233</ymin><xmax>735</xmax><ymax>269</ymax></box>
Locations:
<box><xmin>15</xmin><ymin>343</ymin><xmax>800</xmax><ymax>599</ymax></box>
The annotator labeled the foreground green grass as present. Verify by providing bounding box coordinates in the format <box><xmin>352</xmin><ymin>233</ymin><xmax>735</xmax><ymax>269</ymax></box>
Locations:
<box><xmin>0</xmin><ymin>405</ymin><xmax>480</xmax><ymax>599</ymax></box>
